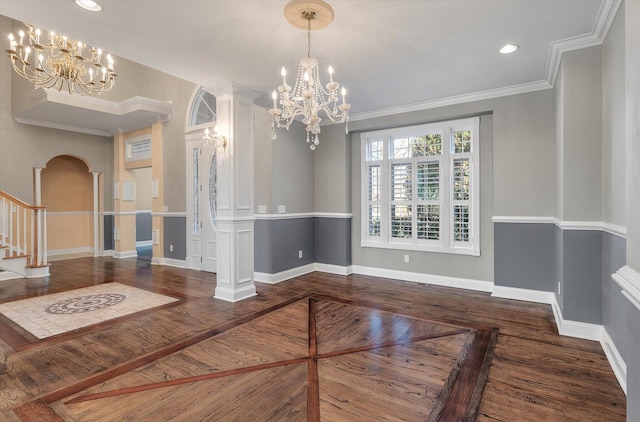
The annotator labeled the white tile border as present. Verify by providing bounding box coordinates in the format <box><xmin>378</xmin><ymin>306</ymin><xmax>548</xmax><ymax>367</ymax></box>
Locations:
<box><xmin>0</xmin><ymin>282</ymin><xmax>178</xmax><ymax>339</ymax></box>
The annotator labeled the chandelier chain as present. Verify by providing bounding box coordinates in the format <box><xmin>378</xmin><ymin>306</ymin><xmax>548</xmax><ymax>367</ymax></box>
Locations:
<box><xmin>307</xmin><ymin>18</ymin><xmax>312</xmax><ymax>59</ymax></box>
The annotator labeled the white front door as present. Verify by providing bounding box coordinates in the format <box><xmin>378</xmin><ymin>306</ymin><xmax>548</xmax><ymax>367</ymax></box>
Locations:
<box><xmin>186</xmin><ymin>140</ymin><xmax>217</xmax><ymax>273</ymax></box>
<box><xmin>200</xmin><ymin>145</ymin><xmax>218</xmax><ymax>273</ymax></box>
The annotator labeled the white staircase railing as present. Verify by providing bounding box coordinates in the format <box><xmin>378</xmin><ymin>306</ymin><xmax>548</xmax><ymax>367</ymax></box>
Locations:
<box><xmin>0</xmin><ymin>190</ymin><xmax>47</xmax><ymax>268</ymax></box>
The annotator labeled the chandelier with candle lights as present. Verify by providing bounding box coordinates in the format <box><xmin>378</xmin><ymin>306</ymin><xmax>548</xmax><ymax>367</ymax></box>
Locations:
<box><xmin>269</xmin><ymin>0</ymin><xmax>350</xmax><ymax>150</ymax></box>
<box><xmin>5</xmin><ymin>23</ymin><xmax>117</xmax><ymax>95</ymax></box>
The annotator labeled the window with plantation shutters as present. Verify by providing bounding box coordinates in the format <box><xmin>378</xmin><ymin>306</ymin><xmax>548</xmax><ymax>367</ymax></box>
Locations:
<box><xmin>360</xmin><ymin>117</ymin><xmax>480</xmax><ymax>256</ymax></box>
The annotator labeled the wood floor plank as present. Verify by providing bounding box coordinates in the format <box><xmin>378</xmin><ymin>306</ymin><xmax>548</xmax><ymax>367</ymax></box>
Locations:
<box><xmin>62</xmin><ymin>364</ymin><xmax>308</xmax><ymax>422</ymax></box>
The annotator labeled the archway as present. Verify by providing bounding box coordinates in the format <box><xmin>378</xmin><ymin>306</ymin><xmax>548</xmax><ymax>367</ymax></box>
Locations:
<box><xmin>41</xmin><ymin>155</ymin><xmax>96</xmax><ymax>259</ymax></box>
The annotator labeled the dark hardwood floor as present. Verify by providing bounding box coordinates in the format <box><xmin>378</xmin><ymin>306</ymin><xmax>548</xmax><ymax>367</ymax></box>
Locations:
<box><xmin>0</xmin><ymin>256</ymin><xmax>626</xmax><ymax>421</ymax></box>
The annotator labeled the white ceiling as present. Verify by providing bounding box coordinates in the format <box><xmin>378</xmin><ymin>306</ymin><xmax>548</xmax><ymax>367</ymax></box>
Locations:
<box><xmin>0</xmin><ymin>0</ymin><xmax>617</xmax><ymax>120</ymax></box>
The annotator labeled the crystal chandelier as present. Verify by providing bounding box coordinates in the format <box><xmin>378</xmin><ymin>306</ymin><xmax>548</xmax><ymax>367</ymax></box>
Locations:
<box><xmin>269</xmin><ymin>0</ymin><xmax>350</xmax><ymax>150</ymax></box>
<box><xmin>5</xmin><ymin>23</ymin><xmax>117</xmax><ymax>95</ymax></box>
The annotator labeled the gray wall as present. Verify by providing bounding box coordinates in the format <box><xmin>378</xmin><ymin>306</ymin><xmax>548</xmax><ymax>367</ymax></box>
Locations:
<box><xmin>254</xmin><ymin>107</ymin><xmax>274</xmax><ymax>214</ymax></box>
<box><xmin>163</xmin><ymin>216</ymin><xmax>186</xmax><ymax>260</ymax></box>
<box><xmin>624</xmin><ymin>2</ymin><xmax>640</xmax><ymax>419</ymax></box>
<box><xmin>494</xmin><ymin>222</ymin><xmax>555</xmax><ymax>291</ymax></box>
<box><xmin>254</xmin><ymin>216</ymin><xmax>351</xmax><ymax>273</ymax></box>
<box><xmin>602</xmin><ymin>232</ymin><xmax>628</xmax><ymax>360</ymax></box>
<box><xmin>256</xmin><ymin>108</ymin><xmax>314</xmax><ymax>215</ymax></box>
<box><xmin>103</xmin><ymin>214</ymin><xmax>114</xmax><ymax>250</ymax></box>
<box><xmin>136</xmin><ymin>212</ymin><xmax>153</xmax><ymax>242</ymax></box>
<box><xmin>557</xmin><ymin>46</ymin><xmax>603</xmax><ymax>222</ymax></box>
<box><xmin>254</xmin><ymin>218</ymin><xmax>315</xmax><ymax>273</ymax></box>
<box><xmin>602</xmin><ymin>5</ymin><xmax>627</xmax><ymax>228</ymax></box>
<box><xmin>314</xmin><ymin>217</ymin><xmax>351</xmax><ymax>267</ymax></box>
<box><xmin>561</xmin><ymin>229</ymin><xmax>603</xmax><ymax>324</ymax></box>
<box><xmin>314</xmin><ymin>123</ymin><xmax>351</xmax><ymax>214</ymax></box>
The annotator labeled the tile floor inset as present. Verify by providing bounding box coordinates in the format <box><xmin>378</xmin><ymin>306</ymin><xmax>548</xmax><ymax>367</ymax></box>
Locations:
<box><xmin>0</xmin><ymin>283</ymin><xmax>178</xmax><ymax>339</ymax></box>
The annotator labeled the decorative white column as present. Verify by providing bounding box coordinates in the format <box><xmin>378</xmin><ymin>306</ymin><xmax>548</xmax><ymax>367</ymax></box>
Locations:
<box><xmin>33</xmin><ymin>167</ymin><xmax>43</xmax><ymax>206</ymax></box>
<box><xmin>213</xmin><ymin>83</ymin><xmax>258</xmax><ymax>302</ymax></box>
<box><xmin>92</xmin><ymin>172</ymin><xmax>101</xmax><ymax>257</ymax></box>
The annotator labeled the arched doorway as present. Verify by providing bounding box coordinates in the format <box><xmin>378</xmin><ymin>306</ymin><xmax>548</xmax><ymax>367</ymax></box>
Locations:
<box><xmin>41</xmin><ymin>155</ymin><xmax>97</xmax><ymax>259</ymax></box>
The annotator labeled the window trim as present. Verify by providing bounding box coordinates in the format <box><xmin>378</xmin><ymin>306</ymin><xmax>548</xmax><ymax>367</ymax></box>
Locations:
<box><xmin>125</xmin><ymin>135</ymin><xmax>152</xmax><ymax>162</ymax></box>
<box><xmin>360</xmin><ymin>117</ymin><xmax>480</xmax><ymax>256</ymax></box>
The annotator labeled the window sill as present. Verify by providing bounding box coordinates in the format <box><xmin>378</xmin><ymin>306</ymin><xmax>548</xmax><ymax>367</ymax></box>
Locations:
<box><xmin>360</xmin><ymin>240</ymin><xmax>480</xmax><ymax>257</ymax></box>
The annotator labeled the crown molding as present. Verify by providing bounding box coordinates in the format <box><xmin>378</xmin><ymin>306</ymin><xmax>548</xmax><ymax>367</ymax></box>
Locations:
<box><xmin>350</xmin><ymin>0</ymin><xmax>622</xmax><ymax>122</ymax></box>
<box><xmin>349</xmin><ymin>80</ymin><xmax>551</xmax><ymax>122</ymax></box>
<box><xmin>13</xmin><ymin>87</ymin><xmax>174</xmax><ymax>136</ymax></box>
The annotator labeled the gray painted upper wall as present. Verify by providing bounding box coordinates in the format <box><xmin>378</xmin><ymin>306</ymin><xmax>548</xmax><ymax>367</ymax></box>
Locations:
<box><xmin>555</xmin><ymin>65</ymin><xmax>564</xmax><ymax>219</ymax></box>
<box><xmin>626</xmin><ymin>0</ymin><xmax>640</xmax><ymax>272</ymax></box>
<box><xmin>348</xmin><ymin>89</ymin><xmax>557</xmax><ymax>218</ymax></box>
<box><xmin>254</xmin><ymin>107</ymin><xmax>274</xmax><ymax>213</ymax></box>
<box><xmin>314</xmin><ymin>123</ymin><xmax>351</xmax><ymax>214</ymax></box>
<box><xmin>269</xmin><ymin>115</ymin><xmax>315</xmax><ymax>214</ymax></box>
<box><xmin>557</xmin><ymin>46</ymin><xmax>603</xmax><ymax>222</ymax></box>
<box><xmin>602</xmin><ymin>6</ymin><xmax>627</xmax><ymax>228</ymax></box>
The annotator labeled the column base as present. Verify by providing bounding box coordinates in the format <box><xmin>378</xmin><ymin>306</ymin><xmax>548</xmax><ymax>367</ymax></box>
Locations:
<box><xmin>214</xmin><ymin>284</ymin><xmax>257</xmax><ymax>302</ymax></box>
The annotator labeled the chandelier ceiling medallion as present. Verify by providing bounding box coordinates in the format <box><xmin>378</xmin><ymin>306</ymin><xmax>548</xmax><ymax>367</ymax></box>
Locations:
<box><xmin>269</xmin><ymin>0</ymin><xmax>350</xmax><ymax>150</ymax></box>
<box><xmin>5</xmin><ymin>23</ymin><xmax>117</xmax><ymax>95</ymax></box>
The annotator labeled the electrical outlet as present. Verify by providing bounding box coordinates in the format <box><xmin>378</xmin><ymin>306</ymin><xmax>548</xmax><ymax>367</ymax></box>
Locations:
<box><xmin>278</xmin><ymin>205</ymin><xmax>286</xmax><ymax>214</ymax></box>
<box><xmin>258</xmin><ymin>205</ymin><xmax>267</xmax><ymax>214</ymax></box>
<box><xmin>299</xmin><ymin>250</ymin><xmax>303</xmax><ymax>259</ymax></box>
<box><xmin>170</xmin><ymin>244</ymin><xmax>174</xmax><ymax>252</ymax></box>
<box><xmin>404</xmin><ymin>254</ymin><xmax>409</xmax><ymax>263</ymax></box>
<box><xmin>557</xmin><ymin>281</ymin><xmax>561</xmax><ymax>295</ymax></box>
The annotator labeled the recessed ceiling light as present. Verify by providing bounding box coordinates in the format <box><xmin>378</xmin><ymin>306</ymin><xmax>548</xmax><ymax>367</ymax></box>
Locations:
<box><xmin>499</xmin><ymin>44</ymin><xmax>519</xmax><ymax>54</ymax></box>
<box><xmin>75</xmin><ymin>0</ymin><xmax>102</xmax><ymax>12</ymax></box>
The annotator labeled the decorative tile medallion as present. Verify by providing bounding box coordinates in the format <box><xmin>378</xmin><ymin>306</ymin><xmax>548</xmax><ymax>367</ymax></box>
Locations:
<box><xmin>0</xmin><ymin>283</ymin><xmax>178</xmax><ymax>339</ymax></box>
<box><xmin>45</xmin><ymin>294</ymin><xmax>127</xmax><ymax>314</ymax></box>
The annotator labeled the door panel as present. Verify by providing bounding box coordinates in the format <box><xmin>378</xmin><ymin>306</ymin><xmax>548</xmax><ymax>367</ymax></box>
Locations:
<box><xmin>201</xmin><ymin>148</ymin><xmax>217</xmax><ymax>273</ymax></box>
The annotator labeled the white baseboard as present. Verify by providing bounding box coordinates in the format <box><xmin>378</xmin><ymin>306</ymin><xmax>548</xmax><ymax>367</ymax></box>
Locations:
<box><xmin>102</xmin><ymin>250</ymin><xmax>114</xmax><ymax>257</ymax></box>
<box><xmin>550</xmin><ymin>295</ymin><xmax>603</xmax><ymax>341</ymax></box>
<box><xmin>254</xmin><ymin>263</ymin><xmax>316</xmax><ymax>284</ymax></box>
<box><xmin>136</xmin><ymin>241</ymin><xmax>153</xmax><ymax>247</ymax></box>
<box><xmin>315</xmin><ymin>263</ymin><xmax>353</xmax><ymax>276</ymax></box>
<box><xmin>491</xmin><ymin>285</ymin><xmax>554</xmax><ymax>304</ymax></box>
<box><xmin>350</xmin><ymin>265</ymin><xmax>493</xmax><ymax>292</ymax></box>
<box><xmin>255</xmin><ymin>263</ymin><xmax>353</xmax><ymax>284</ymax></box>
<box><xmin>0</xmin><ymin>270</ymin><xmax>22</xmax><ymax>281</ymax></box>
<box><xmin>151</xmin><ymin>257</ymin><xmax>186</xmax><ymax>268</ymax></box>
<box><xmin>601</xmin><ymin>328</ymin><xmax>627</xmax><ymax>395</ymax></box>
<box><xmin>113</xmin><ymin>250</ymin><xmax>138</xmax><ymax>259</ymax></box>
<box><xmin>48</xmin><ymin>247</ymin><xmax>92</xmax><ymax>256</ymax></box>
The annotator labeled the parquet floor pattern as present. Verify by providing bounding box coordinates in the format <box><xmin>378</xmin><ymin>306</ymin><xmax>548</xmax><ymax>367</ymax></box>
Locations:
<box><xmin>0</xmin><ymin>257</ymin><xmax>627</xmax><ymax>421</ymax></box>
